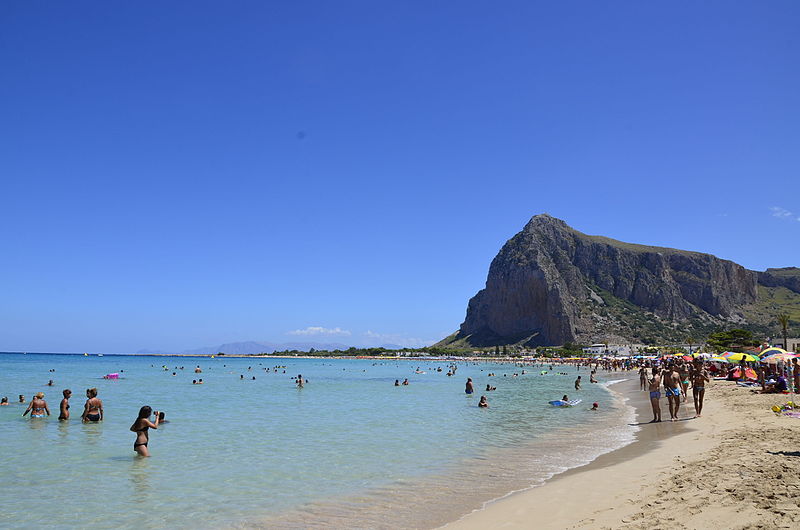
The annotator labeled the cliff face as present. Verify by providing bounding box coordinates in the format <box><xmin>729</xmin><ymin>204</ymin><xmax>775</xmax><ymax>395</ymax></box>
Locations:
<box><xmin>449</xmin><ymin>214</ymin><xmax>768</xmax><ymax>347</ymax></box>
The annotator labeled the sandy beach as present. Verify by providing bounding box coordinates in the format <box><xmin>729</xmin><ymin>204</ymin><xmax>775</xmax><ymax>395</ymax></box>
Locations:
<box><xmin>444</xmin><ymin>377</ymin><xmax>800</xmax><ymax>530</ymax></box>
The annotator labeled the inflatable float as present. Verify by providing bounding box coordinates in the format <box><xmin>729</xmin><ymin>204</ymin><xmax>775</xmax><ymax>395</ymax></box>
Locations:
<box><xmin>549</xmin><ymin>399</ymin><xmax>582</xmax><ymax>407</ymax></box>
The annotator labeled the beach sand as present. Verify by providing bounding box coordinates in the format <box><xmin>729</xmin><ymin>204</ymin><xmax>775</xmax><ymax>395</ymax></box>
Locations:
<box><xmin>443</xmin><ymin>378</ymin><xmax>800</xmax><ymax>530</ymax></box>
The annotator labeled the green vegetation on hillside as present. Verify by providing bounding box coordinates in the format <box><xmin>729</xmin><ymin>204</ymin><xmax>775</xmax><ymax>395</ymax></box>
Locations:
<box><xmin>742</xmin><ymin>285</ymin><xmax>800</xmax><ymax>338</ymax></box>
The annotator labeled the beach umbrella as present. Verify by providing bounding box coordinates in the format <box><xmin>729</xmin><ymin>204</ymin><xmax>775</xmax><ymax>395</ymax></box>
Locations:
<box><xmin>710</xmin><ymin>356</ymin><xmax>730</xmax><ymax>363</ymax></box>
<box><xmin>760</xmin><ymin>347</ymin><xmax>788</xmax><ymax>357</ymax></box>
<box><xmin>722</xmin><ymin>352</ymin><xmax>760</xmax><ymax>363</ymax></box>
<box><xmin>761</xmin><ymin>352</ymin><xmax>798</xmax><ymax>364</ymax></box>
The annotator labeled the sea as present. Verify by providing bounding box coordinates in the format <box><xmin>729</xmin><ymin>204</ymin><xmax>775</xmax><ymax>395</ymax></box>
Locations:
<box><xmin>0</xmin><ymin>353</ymin><xmax>637</xmax><ymax>529</ymax></box>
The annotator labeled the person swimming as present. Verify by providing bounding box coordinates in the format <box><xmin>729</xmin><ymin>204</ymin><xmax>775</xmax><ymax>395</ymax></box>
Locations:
<box><xmin>0</xmin><ymin>397</ymin><xmax>8</xmax><ymax>406</ymax></box>
<box><xmin>23</xmin><ymin>392</ymin><xmax>50</xmax><ymax>418</ymax></box>
<box><xmin>130</xmin><ymin>405</ymin><xmax>160</xmax><ymax>457</ymax></box>
<box><xmin>478</xmin><ymin>396</ymin><xmax>489</xmax><ymax>408</ymax></box>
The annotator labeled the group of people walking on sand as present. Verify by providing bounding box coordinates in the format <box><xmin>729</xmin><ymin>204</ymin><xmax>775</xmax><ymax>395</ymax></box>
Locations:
<box><xmin>644</xmin><ymin>360</ymin><xmax>709</xmax><ymax>422</ymax></box>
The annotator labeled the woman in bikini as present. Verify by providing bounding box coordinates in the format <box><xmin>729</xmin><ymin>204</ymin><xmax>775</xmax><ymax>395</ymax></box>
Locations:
<box><xmin>59</xmin><ymin>389</ymin><xmax>72</xmax><ymax>420</ymax></box>
<box><xmin>22</xmin><ymin>392</ymin><xmax>50</xmax><ymax>418</ymax></box>
<box><xmin>692</xmin><ymin>362</ymin><xmax>710</xmax><ymax>417</ymax></box>
<box><xmin>81</xmin><ymin>388</ymin><xmax>103</xmax><ymax>422</ymax></box>
<box><xmin>130</xmin><ymin>406</ymin><xmax>160</xmax><ymax>457</ymax></box>
<box><xmin>679</xmin><ymin>362</ymin><xmax>690</xmax><ymax>403</ymax></box>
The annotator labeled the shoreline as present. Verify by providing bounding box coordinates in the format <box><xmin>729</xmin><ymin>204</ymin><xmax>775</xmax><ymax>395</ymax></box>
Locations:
<box><xmin>440</xmin><ymin>374</ymin><xmax>695</xmax><ymax>529</ymax></box>
<box><xmin>442</xmin><ymin>376</ymin><xmax>800</xmax><ymax>529</ymax></box>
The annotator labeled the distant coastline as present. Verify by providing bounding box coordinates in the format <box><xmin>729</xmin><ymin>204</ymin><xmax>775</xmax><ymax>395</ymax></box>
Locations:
<box><xmin>0</xmin><ymin>350</ymin><xmax>534</xmax><ymax>361</ymax></box>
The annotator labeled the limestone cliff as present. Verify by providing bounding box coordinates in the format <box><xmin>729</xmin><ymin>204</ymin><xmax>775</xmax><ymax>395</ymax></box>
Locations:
<box><xmin>441</xmin><ymin>214</ymin><xmax>796</xmax><ymax>347</ymax></box>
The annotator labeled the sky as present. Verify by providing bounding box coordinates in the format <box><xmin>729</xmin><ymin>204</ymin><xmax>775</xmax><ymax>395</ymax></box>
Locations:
<box><xmin>1</xmin><ymin>1</ymin><xmax>799</xmax><ymax>353</ymax></box>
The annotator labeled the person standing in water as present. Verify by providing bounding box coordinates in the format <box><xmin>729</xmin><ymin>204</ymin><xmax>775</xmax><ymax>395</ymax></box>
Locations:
<box><xmin>465</xmin><ymin>378</ymin><xmax>474</xmax><ymax>394</ymax></box>
<box><xmin>296</xmin><ymin>374</ymin><xmax>304</xmax><ymax>388</ymax></box>
<box><xmin>22</xmin><ymin>392</ymin><xmax>50</xmax><ymax>418</ymax></box>
<box><xmin>81</xmin><ymin>388</ymin><xmax>103</xmax><ymax>422</ymax></box>
<box><xmin>574</xmin><ymin>376</ymin><xmax>582</xmax><ymax>391</ymax></box>
<box><xmin>478</xmin><ymin>396</ymin><xmax>489</xmax><ymax>408</ymax></box>
<box><xmin>130</xmin><ymin>406</ymin><xmax>160</xmax><ymax>457</ymax></box>
<box><xmin>59</xmin><ymin>389</ymin><xmax>72</xmax><ymax>420</ymax></box>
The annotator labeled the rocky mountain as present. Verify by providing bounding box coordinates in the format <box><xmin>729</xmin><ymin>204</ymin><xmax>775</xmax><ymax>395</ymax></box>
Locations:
<box><xmin>439</xmin><ymin>215</ymin><xmax>800</xmax><ymax>347</ymax></box>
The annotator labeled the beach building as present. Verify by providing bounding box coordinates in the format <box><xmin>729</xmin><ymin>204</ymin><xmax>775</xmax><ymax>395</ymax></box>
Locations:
<box><xmin>771</xmin><ymin>338</ymin><xmax>800</xmax><ymax>352</ymax></box>
<box><xmin>582</xmin><ymin>344</ymin><xmax>639</xmax><ymax>357</ymax></box>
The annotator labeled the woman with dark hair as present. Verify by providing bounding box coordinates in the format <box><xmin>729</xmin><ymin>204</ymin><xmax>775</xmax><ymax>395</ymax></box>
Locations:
<box><xmin>130</xmin><ymin>406</ymin><xmax>160</xmax><ymax>457</ymax></box>
<box><xmin>59</xmin><ymin>389</ymin><xmax>72</xmax><ymax>420</ymax></box>
<box><xmin>81</xmin><ymin>388</ymin><xmax>103</xmax><ymax>422</ymax></box>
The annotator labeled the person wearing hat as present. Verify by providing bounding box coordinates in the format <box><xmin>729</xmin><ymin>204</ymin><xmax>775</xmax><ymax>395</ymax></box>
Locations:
<box><xmin>22</xmin><ymin>392</ymin><xmax>50</xmax><ymax>418</ymax></box>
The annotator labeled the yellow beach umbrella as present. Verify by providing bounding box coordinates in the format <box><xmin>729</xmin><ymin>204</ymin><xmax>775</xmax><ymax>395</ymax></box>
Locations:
<box><xmin>760</xmin><ymin>347</ymin><xmax>788</xmax><ymax>357</ymax></box>
<box><xmin>723</xmin><ymin>352</ymin><xmax>760</xmax><ymax>363</ymax></box>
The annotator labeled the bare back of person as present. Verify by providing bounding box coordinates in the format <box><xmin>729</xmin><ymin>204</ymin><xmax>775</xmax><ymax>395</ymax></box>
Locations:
<box><xmin>83</xmin><ymin>397</ymin><xmax>103</xmax><ymax>422</ymax></box>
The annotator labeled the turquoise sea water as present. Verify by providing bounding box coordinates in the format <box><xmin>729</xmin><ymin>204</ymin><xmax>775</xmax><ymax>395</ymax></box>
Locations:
<box><xmin>0</xmin><ymin>354</ymin><xmax>635</xmax><ymax>529</ymax></box>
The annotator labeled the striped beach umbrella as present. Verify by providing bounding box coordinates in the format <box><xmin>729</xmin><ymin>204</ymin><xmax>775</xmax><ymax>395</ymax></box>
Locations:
<box><xmin>721</xmin><ymin>352</ymin><xmax>760</xmax><ymax>363</ymax></box>
<box><xmin>761</xmin><ymin>352</ymin><xmax>798</xmax><ymax>364</ymax></box>
<box><xmin>760</xmin><ymin>347</ymin><xmax>789</xmax><ymax>357</ymax></box>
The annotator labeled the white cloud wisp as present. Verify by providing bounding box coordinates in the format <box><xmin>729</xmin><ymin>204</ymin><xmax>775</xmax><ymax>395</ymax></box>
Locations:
<box><xmin>288</xmin><ymin>326</ymin><xmax>351</xmax><ymax>337</ymax></box>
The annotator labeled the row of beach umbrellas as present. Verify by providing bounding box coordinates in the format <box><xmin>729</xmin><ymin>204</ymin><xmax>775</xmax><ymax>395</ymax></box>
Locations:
<box><xmin>663</xmin><ymin>348</ymin><xmax>797</xmax><ymax>364</ymax></box>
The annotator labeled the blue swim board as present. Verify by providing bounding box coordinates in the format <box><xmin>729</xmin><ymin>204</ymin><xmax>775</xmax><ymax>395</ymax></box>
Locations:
<box><xmin>549</xmin><ymin>399</ymin><xmax>582</xmax><ymax>407</ymax></box>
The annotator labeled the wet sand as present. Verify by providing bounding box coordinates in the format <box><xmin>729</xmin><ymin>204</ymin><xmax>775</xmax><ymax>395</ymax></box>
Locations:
<box><xmin>443</xmin><ymin>376</ymin><xmax>800</xmax><ymax>529</ymax></box>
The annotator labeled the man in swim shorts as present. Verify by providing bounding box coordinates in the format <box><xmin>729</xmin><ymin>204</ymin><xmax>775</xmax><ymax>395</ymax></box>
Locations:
<box><xmin>465</xmin><ymin>378</ymin><xmax>474</xmax><ymax>394</ymax></box>
<box><xmin>648</xmin><ymin>367</ymin><xmax>662</xmax><ymax>423</ymax></box>
<box><xmin>664</xmin><ymin>364</ymin><xmax>682</xmax><ymax>422</ymax></box>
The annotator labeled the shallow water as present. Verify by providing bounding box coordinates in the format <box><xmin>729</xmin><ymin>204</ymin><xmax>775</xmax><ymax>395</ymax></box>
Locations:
<box><xmin>0</xmin><ymin>354</ymin><xmax>634</xmax><ymax>529</ymax></box>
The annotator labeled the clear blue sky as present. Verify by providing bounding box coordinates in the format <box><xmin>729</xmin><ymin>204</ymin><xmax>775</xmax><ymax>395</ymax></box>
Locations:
<box><xmin>2</xmin><ymin>2</ymin><xmax>798</xmax><ymax>352</ymax></box>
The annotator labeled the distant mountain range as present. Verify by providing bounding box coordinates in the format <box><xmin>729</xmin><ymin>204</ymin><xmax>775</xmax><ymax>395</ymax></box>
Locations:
<box><xmin>137</xmin><ymin>340</ymin><xmax>406</xmax><ymax>355</ymax></box>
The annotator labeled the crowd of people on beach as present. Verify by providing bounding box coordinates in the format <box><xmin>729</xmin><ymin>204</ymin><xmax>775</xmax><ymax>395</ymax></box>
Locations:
<box><xmin>641</xmin><ymin>360</ymin><xmax>710</xmax><ymax>422</ymax></box>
